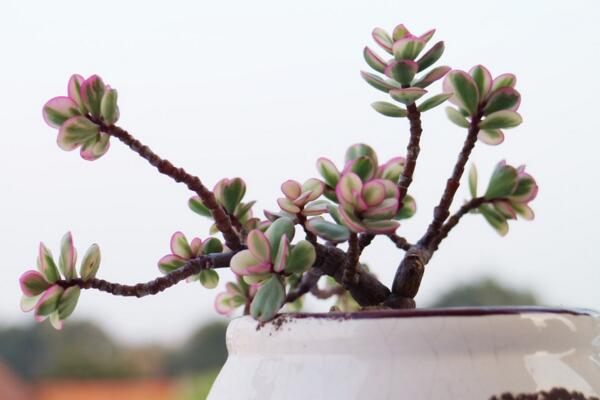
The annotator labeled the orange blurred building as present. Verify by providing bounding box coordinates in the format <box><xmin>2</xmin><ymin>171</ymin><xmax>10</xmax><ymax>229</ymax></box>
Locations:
<box><xmin>34</xmin><ymin>379</ymin><xmax>177</xmax><ymax>400</ymax></box>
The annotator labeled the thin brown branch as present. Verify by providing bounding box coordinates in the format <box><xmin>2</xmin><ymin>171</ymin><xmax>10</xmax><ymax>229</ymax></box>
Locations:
<box><xmin>419</xmin><ymin>109</ymin><xmax>484</xmax><ymax>249</ymax></box>
<box><xmin>310</xmin><ymin>285</ymin><xmax>346</xmax><ymax>300</ymax></box>
<box><xmin>431</xmin><ymin>197</ymin><xmax>486</xmax><ymax>250</ymax></box>
<box><xmin>285</xmin><ymin>267</ymin><xmax>323</xmax><ymax>303</ymax></box>
<box><xmin>55</xmin><ymin>251</ymin><xmax>238</xmax><ymax>297</ymax></box>
<box><xmin>98</xmin><ymin>122</ymin><xmax>242</xmax><ymax>250</ymax></box>
<box><xmin>358</xmin><ymin>233</ymin><xmax>375</xmax><ymax>251</ymax></box>
<box><xmin>296</xmin><ymin>212</ymin><xmax>317</xmax><ymax>245</ymax></box>
<box><xmin>387</xmin><ymin>233</ymin><xmax>411</xmax><ymax>251</ymax></box>
<box><xmin>397</xmin><ymin>103</ymin><xmax>423</xmax><ymax>204</ymax></box>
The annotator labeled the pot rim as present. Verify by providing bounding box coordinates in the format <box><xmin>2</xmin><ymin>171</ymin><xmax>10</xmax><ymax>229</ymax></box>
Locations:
<box><xmin>273</xmin><ymin>306</ymin><xmax>598</xmax><ymax>321</ymax></box>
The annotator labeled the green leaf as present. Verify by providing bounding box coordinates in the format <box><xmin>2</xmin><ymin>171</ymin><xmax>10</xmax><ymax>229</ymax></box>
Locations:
<box><xmin>250</xmin><ymin>276</ymin><xmax>285</xmax><ymax>322</ymax></box>
<box><xmin>79</xmin><ymin>244</ymin><xmax>101</xmax><ymax>281</ymax></box>
<box><xmin>349</xmin><ymin>157</ymin><xmax>376</xmax><ymax>181</ymax></box>
<box><xmin>468</xmin><ymin>164</ymin><xmax>478</xmax><ymax>198</ymax></box>
<box><xmin>478</xmin><ymin>129</ymin><xmax>504</xmax><ymax>145</ymax></box>
<box><xmin>38</xmin><ymin>243</ymin><xmax>60</xmax><ymax>283</ymax></box>
<box><xmin>222</xmin><ymin>178</ymin><xmax>246</xmax><ymax>214</ymax></box>
<box><xmin>416</xmin><ymin>41</ymin><xmax>445</xmax><ymax>71</ymax></box>
<box><xmin>59</xmin><ymin>232</ymin><xmax>77</xmax><ymax>280</ymax></box>
<box><xmin>390</xmin><ymin>88</ymin><xmax>427</xmax><ymax>105</ymax></box>
<box><xmin>483</xmin><ymin>87</ymin><xmax>520</xmax><ymax>115</ymax></box>
<box><xmin>306</xmin><ymin>217</ymin><xmax>350</xmax><ymax>242</ymax></box>
<box><xmin>469</xmin><ymin>65</ymin><xmax>492</xmax><ymax>99</ymax></box>
<box><xmin>199</xmin><ymin>270</ymin><xmax>219</xmax><ymax>289</ymax></box>
<box><xmin>316</xmin><ymin>158</ymin><xmax>340</xmax><ymax>188</ymax></box>
<box><xmin>393</xmin><ymin>38</ymin><xmax>426</xmax><ymax>61</ymax></box>
<box><xmin>264</xmin><ymin>217</ymin><xmax>295</xmax><ymax>256</ymax></box>
<box><xmin>345</xmin><ymin>143</ymin><xmax>378</xmax><ymax>165</ymax></box>
<box><xmin>479</xmin><ymin>204</ymin><xmax>509</xmax><ymax>236</ymax></box>
<box><xmin>203</xmin><ymin>238</ymin><xmax>223</xmax><ymax>254</ymax></box>
<box><xmin>417</xmin><ymin>93</ymin><xmax>452</xmax><ymax>112</ymax></box>
<box><xmin>363</xmin><ymin>47</ymin><xmax>387</xmax><ymax>73</ymax></box>
<box><xmin>188</xmin><ymin>196</ymin><xmax>212</xmax><ymax>218</ymax></box>
<box><xmin>57</xmin><ymin>286</ymin><xmax>80</xmax><ymax>320</ymax></box>
<box><xmin>387</xmin><ymin>60</ymin><xmax>418</xmax><ymax>86</ymax></box>
<box><xmin>35</xmin><ymin>286</ymin><xmax>64</xmax><ymax>317</ymax></box>
<box><xmin>100</xmin><ymin>88</ymin><xmax>119</xmax><ymax>125</ymax></box>
<box><xmin>395</xmin><ymin>195</ymin><xmax>416</xmax><ymax>220</ymax></box>
<box><xmin>446</xmin><ymin>71</ymin><xmax>479</xmax><ymax>116</ymax></box>
<box><xmin>284</xmin><ymin>240</ymin><xmax>316</xmax><ymax>275</ymax></box>
<box><xmin>479</xmin><ymin>110</ymin><xmax>522</xmax><ymax>130</ymax></box>
<box><xmin>371</xmin><ymin>101</ymin><xmax>407</xmax><ymax>117</ymax></box>
<box><xmin>445</xmin><ymin>107</ymin><xmax>470</xmax><ymax>128</ymax></box>
<box><xmin>485</xmin><ymin>164</ymin><xmax>518</xmax><ymax>199</ymax></box>
<box><xmin>361</xmin><ymin>71</ymin><xmax>400</xmax><ymax>93</ymax></box>
<box><xmin>57</xmin><ymin>116</ymin><xmax>100</xmax><ymax>151</ymax></box>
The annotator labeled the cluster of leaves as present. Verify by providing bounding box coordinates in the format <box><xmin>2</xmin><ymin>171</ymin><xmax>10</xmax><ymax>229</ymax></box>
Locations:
<box><xmin>42</xmin><ymin>74</ymin><xmax>119</xmax><ymax>160</ymax></box>
<box><xmin>19</xmin><ymin>233</ymin><xmax>101</xmax><ymax>329</ymax></box>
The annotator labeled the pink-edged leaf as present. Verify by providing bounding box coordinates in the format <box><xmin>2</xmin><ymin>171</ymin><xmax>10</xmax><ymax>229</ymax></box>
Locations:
<box><xmin>57</xmin><ymin>286</ymin><xmax>81</xmax><ymax>320</ymax></box>
<box><xmin>158</xmin><ymin>254</ymin><xmax>187</xmax><ymax>274</ymax></box>
<box><xmin>59</xmin><ymin>232</ymin><xmax>77</xmax><ymax>280</ymax></box>
<box><xmin>361</xmin><ymin>71</ymin><xmax>401</xmax><ymax>93</ymax></box>
<box><xmin>479</xmin><ymin>204</ymin><xmax>509</xmax><ymax>236</ymax></box>
<box><xmin>281</xmin><ymin>180</ymin><xmax>302</xmax><ymax>200</ymax></box>
<box><xmin>413</xmin><ymin>66</ymin><xmax>451</xmax><ymax>88</ymax></box>
<box><xmin>80</xmin><ymin>75</ymin><xmax>106</xmax><ymax>118</ymax></box>
<box><xmin>417</xmin><ymin>93</ymin><xmax>452</xmax><ymax>112</ymax></box>
<box><xmin>302</xmin><ymin>200</ymin><xmax>330</xmax><ymax>216</ymax></box>
<box><xmin>273</xmin><ymin>235</ymin><xmax>289</xmax><ymax>273</ymax></box>
<box><xmin>363</xmin><ymin>47</ymin><xmax>387</xmax><ymax>73</ymax></box>
<box><xmin>57</xmin><ymin>116</ymin><xmax>99</xmax><ymax>151</ymax></box>
<box><xmin>446</xmin><ymin>107</ymin><xmax>470</xmax><ymax>128</ymax></box>
<box><xmin>338</xmin><ymin>206</ymin><xmax>366</xmax><ymax>233</ymax></box>
<box><xmin>38</xmin><ymin>242</ymin><xmax>60</xmax><ymax>283</ymax></box>
<box><xmin>190</xmin><ymin>238</ymin><xmax>203</xmax><ymax>257</ymax></box>
<box><xmin>350</xmin><ymin>188</ymin><xmax>368</xmax><ymax>212</ymax></box>
<box><xmin>316</xmin><ymin>157</ymin><xmax>340</xmax><ymax>188</ymax></box>
<box><xmin>363</xmin><ymin>198</ymin><xmax>399</xmax><ymax>220</ymax></box>
<box><xmin>385</xmin><ymin>60</ymin><xmax>418</xmax><ymax>86</ymax></box>
<box><xmin>443</xmin><ymin>70</ymin><xmax>479</xmax><ymax>116</ymax></box>
<box><xmin>79</xmin><ymin>244</ymin><xmax>101</xmax><ymax>281</ymax></box>
<box><xmin>362</xmin><ymin>219</ymin><xmax>400</xmax><ymax>234</ymax></box>
<box><xmin>469</xmin><ymin>65</ymin><xmax>493</xmax><ymax>99</ymax></box>
<box><xmin>247</xmin><ymin>229</ymin><xmax>272</xmax><ymax>264</ymax></box>
<box><xmin>230</xmin><ymin>249</ymin><xmax>271</xmax><ymax>276</ymax></box>
<box><xmin>34</xmin><ymin>285</ymin><xmax>64</xmax><ymax>318</ymax></box>
<box><xmin>305</xmin><ymin>217</ymin><xmax>350</xmax><ymax>242</ymax></box>
<box><xmin>80</xmin><ymin>133</ymin><xmax>110</xmax><ymax>161</ymax></box>
<box><xmin>362</xmin><ymin>180</ymin><xmax>386</xmax><ymax>207</ymax></box>
<box><xmin>494</xmin><ymin>200</ymin><xmax>517</xmax><ymax>220</ymax></box>
<box><xmin>479</xmin><ymin>110</ymin><xmax>522</xmax><ymax>130</ymax></box>
<box><xmin>43</xmin><ymin>96</ymin><xmax>81</xmax><ymax>128</ymax></box>
<box><xmin>21</xmin><ymin>294</ymin><xmax>41</xmax><ymax>313</ymax></box>
<box><xmin>510</xmin><ymin>173</ymin><xmax>538</xmax><ymax>203</ymax></box>
<box><xmin>68</xmin><ymin>74</ymin><xmax>86</xmax><ymax>112</ymax></box>
<box><xmin>478</xmin><ymin>129</ymin><xmax>505</xmax><ymax>145</ymax></box>
<box><xmin>215</xmin><ymin>292</ymin><xmax>236</xmax><ymax>315</ymax></box>
<box><xmin>392</xmin><ymin>24</ymin><xmax>410</xmax><ymax>41</ymax></box>
<box><xmin>19</xmin><ymin>270</ymin><xmax>50</xmax><ymax>297</ymax></box>
<box><xmin>419</xmin><ymin>29</ymin><xmax>436</xmax><ymax>43</ymax></box>
<box><xmin>371</xmin><ymin>101</ymin><xmax>408</xmax><ymax>117</ymax></box>
<box><xmin>293</xmin><ymin>191</ymin><xmax>314</xmax><ymax>207</ymax></box>
<box><xmin>199</xmin><ymin>270</ymin><xmax>219</xmax><ymax>289</ymax></box>
<box><xmin>284</xmin><ymin>240</ymin><xmax>316</xmax><ymax>275</ymax></box>
<box><xmin>389</xmin><ymin>87</ymin><xmax>427</xmax><ymax>105</ymax></box>
<box><xmin>381</xmin><ymin>179</ymin><xmax>400</xmax><ymax>198</ymax></box>
<box><xmin>416</xmin><ymin>41</ymin><xmax>444</xmax><ymax>72</ymax></box>
<box><xmin>301</xmin><ymin>178</ymin><xmax>324</xmax><ymax>201</ymax></box>
<box><xmin>49</xmin><ymin>312</ymin><xmax>64</xmax><ymax>330</ymax></box>
<box><xmin>512</xmin><ymin>203</ymin><xmax>535</xmax><ymax>220</ymax></box>
<box><xmin>485</xmin><ymin>163</ymin><xmax>518</xmax><ymax>200</ymax></box>
<box><xmin>170</xmin><ymin>231</ymin><xmax>192</xmax><ymax>259</ymax></box>
<box><xmin>395</xmin><ymin>195</ymin><xmax>417</xmax><ymax>220</ymax></box>
<box><xmin>483</xmin><ymin>87</ymin><xmax>521</xmax><ymax>115</ymax></box>
<box><xmin>491</xmin><ymin>73</ymin><xmax>517</xmax><ymax>92</ymax></box>
<box><xmin>100</xmin><ymin>88</ymin><xmax>119</xmax><ymax>125</ymax></box>
<box><xmin>377</xmin><ymin>157</ymin><xmax>405</xmax><ymax>182</ymax></box>
<box><xmin>277</xmin><ymin>197</ymin><xmax>301</xmax><ymax>214</ymax></box>
<box><xmin>372</xmin><ymin>27</ymin><xmax>393</xmax><ymax>53</ymax></box>
<box><xmin>335</xmin><ymin>173</ymin><xmax>363</xmax><ymax>206</ymax></box>
<box><xmin>392</xmin><ymin>37</ymin><xmax>426</xmax><ymax>61</ymax></box>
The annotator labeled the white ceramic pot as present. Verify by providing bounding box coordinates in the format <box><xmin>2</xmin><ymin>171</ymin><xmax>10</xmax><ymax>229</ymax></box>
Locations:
<box><xmin>208</xmin><ymin>307</ymin><xmax>600</xmax><ymax>400</ymax></box>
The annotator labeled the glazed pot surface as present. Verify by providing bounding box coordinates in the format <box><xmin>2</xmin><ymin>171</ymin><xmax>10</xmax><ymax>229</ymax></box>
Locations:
<box><xmin>208</xmin><ymin>307</ymin><xmax>600</xmax><ymax>400</ymax></box>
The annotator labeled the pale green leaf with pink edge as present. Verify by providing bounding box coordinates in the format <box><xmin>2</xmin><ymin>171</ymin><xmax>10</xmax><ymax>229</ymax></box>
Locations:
<box><xmin>392</xmin><ymin>24</ymin><xmax>410</xmax><ymax>41</ymax></box>
<box><xmin>345</xmin><ymin>142</ymin><xmax>377</xmax><ymax>165</ymax></box>
<box><xmin>43</xmin><ymin>97</ymin><xmax>81</xmax><ymax>128</ymax></box>
<box><xmin>316</xmin><ymin>157</ymin><xmax>340</xmax><ymax>188</ymax></box>
<box><xmin>395</xmin><ymin>195</ymin><xmax>417</xmax><ymax>220</ymax></box>
<box><xmin>293</xmin><ymin>191</ymin><xmax>314</xmax><ymax>207</ymax></box>
<box><xmin>303</xmin><ymin>200</ymin><xmax>329</xmax><ymax>216</ymax></box>
<box><xmin>416</xmin><ymin>41</ymin><xmax>445</xmax><ymax>72</ymax></box>
<box><xmin>363</xmin><ymin>47</ymin><xmax>387</xmax><ymax>73</ymax></box>
<box><xmin>494</xmin><ymin>200</ymin><xmax>517</xmax><ymax>220</ymax></box>
<box><xmin>327</xmin><ymin>204</ymin><xmax>344</xmax><ymax>225</ymax></box>
<box><xmin>273</xmin><ymin>235</ymin><xmax>289</xmax><ymax>273</ymax></box>
<box><xmin>277</xmin><ymin>197</ymin><xmax>301</xmax><ymax>214</ymax></box>
<box><xmin>57</xmin><ymin>286</ymin><xmax>80</xmax><ymax>320</ymax></box>
<box><xmin>80</xmin><ymin>132</ymin><xmax>110</xmax><ymax>161</ymax></box>
<box><xmin>242</xmin><ymin>272</ymin><xmax>271</xmax><ymax>285</ymax></box>
<box><xmin>512</xmin><ymin>203</ymin><xmax>535</xmax><ymax>220</ymax></box>
<box><xmin>469</xmin><ymin>164</ymin><xmax>478</xmax><ymax>198</ymax></box>
<box><xmin>21</xmin><ymin>294</ymin><xmax>41</xmax><ymax>312</ymax></box>
<box><xmin>100</xmin><ymin>88</ymin><xmax>119</xmax><ymax>125</ymax></box>
<box><xmin>230</xmin><ymin>249</ymin><xmax>266</xmax><ymax>275</ymax></box>
<box><xmin>362</xmin><ymin>180</ymin><xmax>386</xmax><ymax>207</ymax></box>
<box><xmin>491</xmin><ymin>73</ymin><xmax>517</xmax><ymax>92</ymax></box>
<box><xmin>363</xmin><ymin>219</ymin><xmax>400</xmax><ymax>234</ymax></box>
<box><xmin>381</xmin><ymin>179</ymin><xmax>399</xmax><ymax>198</ymax></box>
<box><xmin>478</xmin><ymin>129</ymin><xmax>504</xmax><ymax>145</ymax></box>
<box><xmin>338</xmin><ymin>206</ymin><xmax>366</xmax><ymax>233</ymax></box>
<box><xmin>35</xmin><ymin>285</ymin><xmax>64</xmax><ymax>317</ymax></box>
<box><xmin>202</xmin><ymin>237</ymin><xmax>223</xmax><ymax>254</ymax></box>
<box><xmin>171</xmin><ymin>231</ymin><xmax>192</xmax><ymax>259</ymax></box>
<box><xmin>483</xmin><ymin>87</ymin><xmax>521</xmax><ymax>115</ymax></box>
<box><xmin>479</xmin><ymin>110</ymin><xmax>522</xmax><ymax>130</ymax></box>
<box><xmin>199</xmin><ymin>270</ymin><xmax>219</xmax><ymax>289</ymax></box>
<box><xmin>479</xmin><ymin>204</ymin><xmax>509</xmax><ymax>236</ymax></box>
<box><xmin>190</xmin><ymin>238</ymin><xmax>203</xmax><ymax>256</ymax></box>
<box><xmin>371</xmin><ymin>101</ymin><xmax>407</xmax><ymax>117</ymax></box>
<box><xmin>68</xmin><ymin>74</ymin><xmax>86</xmax><ymax>111</ymax></box>
<box><xmin>485</xmin><ymin>164</ymin><xmax>518</xmax><ymax>200</ymax></box>
<box><xmin>469</xmin><ymin>65</ymin><xmax>492</xmax><ymax>99</ymax></box>
<box><xmin>361</xmin><ymin>71</ymin><xmax>400</xmax><ymax>93</ymax></box>
<box><xmin>208</xmin><ymin>223</ymin><xmax>219</xmax><ymax>235</ymax></box>
<box><xmin>158</xmin><ymin>254</ymin><xmax>186</xmax><ymax>274</ymax></box>
<box><xmin>80</xmin><ymin>75</ymin><xmax>106</xmax><ymax>118</ymax></box>
<box><xmin>510</xmin><ymin>175</ymin><xmax>538</xmax><ymax>203</ymax></box>
<box><xmin>413</xmin><ymin>66</ymin><xmax>451</xmax><ymax>88</ymax></box>
<box><xmin>281</xmin><ymin>180</ymin><xmax>301</xmax><ymax>200</ymax></box>
<box><xmin>250</xmin><ymin>275</ymin><xmax>285</xmax><ymax>322</ymax></box>
<box><xmin>48</xmin><ymin>312</ymin><xmax>63</xmax><ymax>330</ymax></box>
<box><xmin>59</xmin><ymin>232</ymin><xmax>77</xmax><ymax>280</ymax></box>
<box><xmin>301</xmin><ymin>179</ymin><xmax>324</xmax><ymax>201</ymax></box>
<box><xmin>385</xmin><ymin>60</ymin><xmax>418</xmax><ymax>86</ymax></box>
<box><xmin>19</xmin><ymin>270</ymin><xmax>50</xmax><ymax>297</ymax></box>
<box><xmin>419</xmin><ymin>29</ymin><xmax>436</xmax><ymax>43</ymax></box>
<box><xmin>363</xmin><ymin>198</ymin><xmax>399</xmax><ymax>220</ymax></box>
<box><xmin>79</xmin><ymin>243</ymin><xmax>101</xmax><ymax>281</ymax></box>
<box><xmin>372</xmin><ymin>27</ymin><xmax>393</xmax><ymax>53</ymax></box>
<box><xmin>220</xmin><ymin>178</ymin><xmax>246</xmax><ymax>214</ymax></box>
<box><xmin>215</xmin><ymin>292</ymin><xmax>238</xmax><ymax>315</ymax></box>
<box><xmin>264</xmin><ymin>217</ymin><xmax>295</xmax><ymax>255</ymax></box>
<box><xmin>378</xmin><ymin>157</ymin><xmax>404</xmax><ymax>182</ymax></box>
<box><xmin>306</xmin><ymin>217</ymin><xmax>350</xmax><ymax>242</ymax></box>
<box><xmin>393</xmin><ymin>37</ymin><xmax>426</xmax><ymax>61</ymax></box>
<box><xmin>57</xmin><ymin>116</ymin><xmax>100</xmax><ymax>151</ymax></box>
<box><xmin>38</xmin><ymin>243</ymin><xmax>60</xmax><ymax>283</ymax></box>
<box><xmin>188</xmin><ymin>196</ymin><xmax>212</xmax><ymax>217</ymax></box>
<box><xmin>285</xmin><ymin>240</ymin><xmax>316</xmax><ymax>275</ymax></box>
<box><xmin>417</xmin><ymin>93</ymin><xmax>452</xmax><ymax>112</ymax></box>
<box><xmin>445</xmin><ymin>107</ymin><xmax>470</xmax><ymax>128</ymax></box>
<box><xmin>444</xmin><ymin>71</ymin><xmax>479</xmax><ymax>116</ymax></box>
<box><xmin>390</xmin><ymin>87</ymin><xmax>427</xmax><ymax>105</ymax></box>
<box><xmin>247</xmin><ymin>229</ymin><xmax>271</xmax><ymax>264</ymax></box>
<box><xmin>348</xmin><ymin>157</ymin><xmax>376</xmax><ymax>181</ymax></box>
<box><xmin>336</xmin><ymin>173</ymin><xmax>363</xmax><ymax>205</ymax></box>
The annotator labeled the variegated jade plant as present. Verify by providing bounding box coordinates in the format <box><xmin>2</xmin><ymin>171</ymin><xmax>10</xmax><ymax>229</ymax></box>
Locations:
<box><xmin>19</xmin><ymin>23</ymin><xmax>537</xmax><ymax>329</ymax></box>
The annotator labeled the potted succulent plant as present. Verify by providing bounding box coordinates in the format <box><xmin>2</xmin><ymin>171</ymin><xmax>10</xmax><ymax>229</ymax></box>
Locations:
<box><xmin>19</xmin><ymin>23</ymin><xmax>600</xmax><ymax>399</ymax></box>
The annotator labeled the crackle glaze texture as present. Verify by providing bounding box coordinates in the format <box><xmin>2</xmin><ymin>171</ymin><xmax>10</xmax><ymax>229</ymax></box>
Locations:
<box><xmin>208</xmin><ymin>308</ymin><xmax>600</xmax><ymax>399</ymax></box>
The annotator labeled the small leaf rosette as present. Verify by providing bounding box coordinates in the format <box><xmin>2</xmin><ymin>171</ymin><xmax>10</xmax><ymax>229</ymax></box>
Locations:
<box><xmin>230</xmin><ymin>218</ymin><xmax>316</xmax><ymax>321</ymax></box>
<box><xmin>307</xmin><ymin>144</ymin><xmax>416</xmax><ymax>240</ymax></box>
<box><xmin>19</xmin><ymin>232</ymin><xmax>101</xmax><ymax>330</ymax></box>
<box><xmin>277</xmin><ymin>178</ymin><xmax>327</xmax><ymax>216</ymax></box>
<box><xmin>158</xmin><ymin>232</ymin><xmax>223</xmax><ymax>289</ymax></box>
<box><xmin>189</xmin><ymin>177</ymin><xmax>259</xmax><ymax>233</ymax></box>
<box><xmin>362</xmin><ymin>23</ymin><xmax>452</xmax><ymax>117</ymax></box>
<box><xmin>214</xmin><ymin>278</ymin><xmax>258</xmax><ymax>316</ymax></box>
<box><xmin>470</xmin><ymin>161</ymin><xmax>538</xmax><ymax>235</ymax></box>
<box><xmin>42</xmin><ymin>74</ymin><xmax>119</xmax><ymax>160</ymax></box>
<box><xmin>443</xmin><ymin>65</ymin><xmax>522</xmax><ymax>145</ymax></box>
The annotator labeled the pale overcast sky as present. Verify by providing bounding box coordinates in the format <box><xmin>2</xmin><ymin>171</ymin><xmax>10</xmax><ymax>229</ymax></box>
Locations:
<box><xmin>1</xmin><ymin>0</ymin><xmax>599</xmax><ymax>344</ymax></box>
